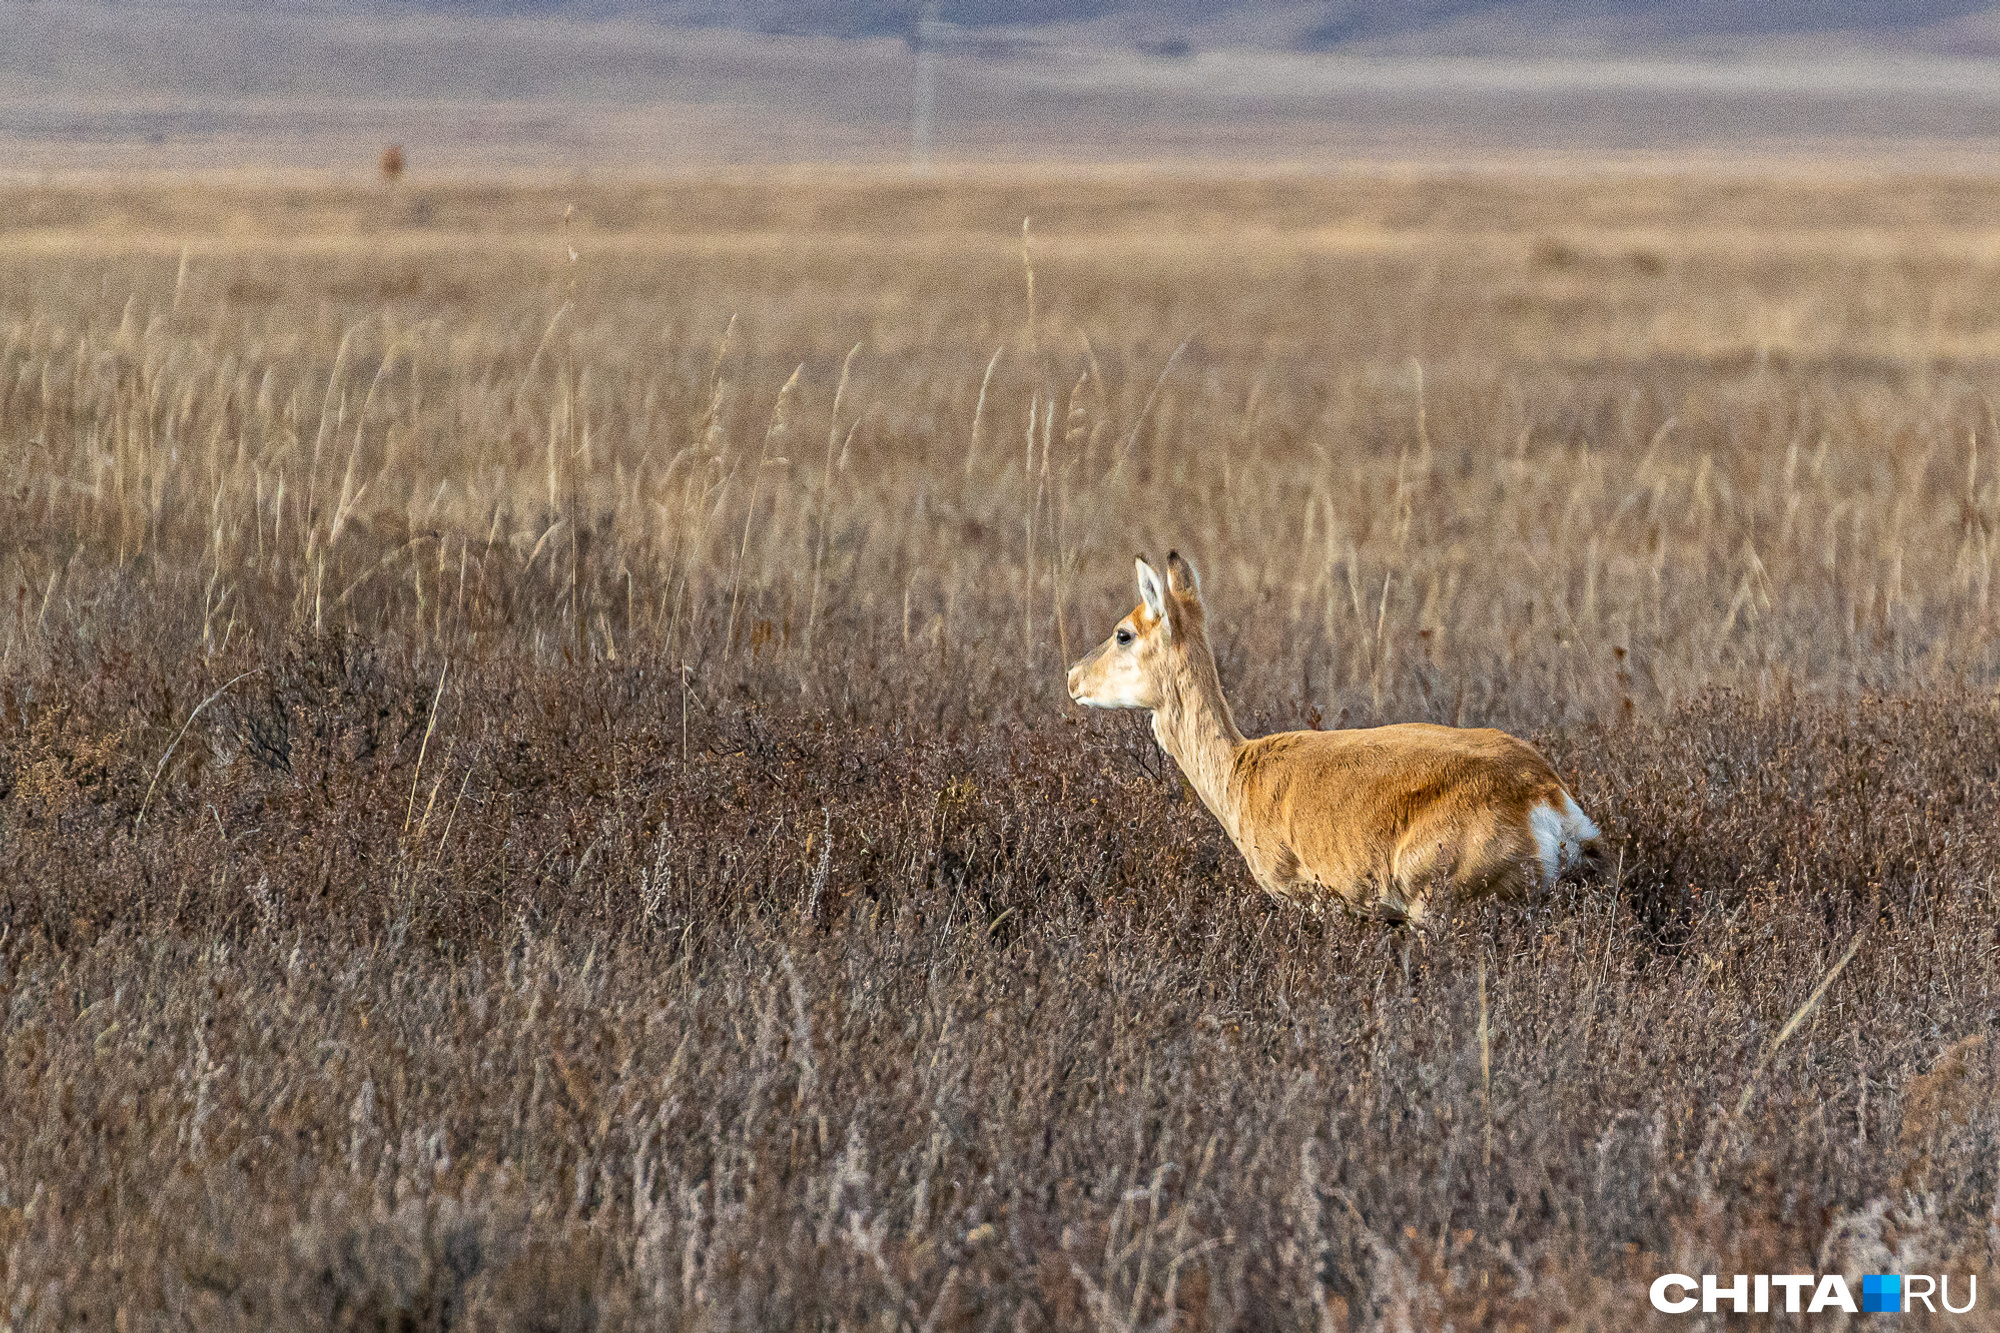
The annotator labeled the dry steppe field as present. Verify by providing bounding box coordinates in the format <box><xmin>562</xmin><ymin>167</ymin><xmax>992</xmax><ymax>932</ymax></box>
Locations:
<box><xmin>7</xmin><ymin>169</ymin><xmax>2000</xmax><ymax>1329</ymax></box>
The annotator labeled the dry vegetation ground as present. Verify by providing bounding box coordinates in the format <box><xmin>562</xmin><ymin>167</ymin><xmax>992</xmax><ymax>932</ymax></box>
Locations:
<box><xmin>6</xmin><ymin>170</ymin><xmax>2000</xmax><ymax>1328</ymax></box>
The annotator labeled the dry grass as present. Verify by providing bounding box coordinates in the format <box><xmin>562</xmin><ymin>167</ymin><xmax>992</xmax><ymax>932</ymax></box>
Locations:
<box><xmin>5</xmin><ymin>170</ymin><xmax>2000</xmax><ymax>1329</ymax></box>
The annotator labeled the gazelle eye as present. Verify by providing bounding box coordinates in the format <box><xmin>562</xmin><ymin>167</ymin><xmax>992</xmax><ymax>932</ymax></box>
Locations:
<box><xmin>1115</xmin><ymin>627</ymin><xmax>1134</xmax><ymax>646</ymax></box>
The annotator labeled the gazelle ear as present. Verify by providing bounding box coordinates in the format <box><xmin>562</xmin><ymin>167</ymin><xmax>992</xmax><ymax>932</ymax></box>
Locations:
<box><xmin>1166</xmin><ymin>550</ymin><xmax>1201</xmax><ymax>604</ymax></box>
<box><xmin>1135</xmin><ymin>556</ymin><xmax>1170</xmax><ymax>625</ymax></box>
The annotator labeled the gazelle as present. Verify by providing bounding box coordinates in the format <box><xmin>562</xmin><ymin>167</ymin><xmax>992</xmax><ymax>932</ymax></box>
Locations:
<box><xmin>1067</xmin><ymin>553</ymin><xmax>1603</xmax><ymax>922</ymax></box>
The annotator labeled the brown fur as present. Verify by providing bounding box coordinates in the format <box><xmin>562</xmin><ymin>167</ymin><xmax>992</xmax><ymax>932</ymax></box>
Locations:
<box><xmin>1068</xmin><ymin>552</ymin><xmax>1602</xmax><ymax>921</ymax></box>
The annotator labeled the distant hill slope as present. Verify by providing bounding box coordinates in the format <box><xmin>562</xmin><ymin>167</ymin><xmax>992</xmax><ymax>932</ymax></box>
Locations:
<box><xmin>390</xmin><ymin>0</ymin><xmax>2000</xmax><ymax>53</ymax></box>
<box><xmin>13</xmin><ymin>0</ymin><xmax>2000</xmax><ymax>171</ymax></box>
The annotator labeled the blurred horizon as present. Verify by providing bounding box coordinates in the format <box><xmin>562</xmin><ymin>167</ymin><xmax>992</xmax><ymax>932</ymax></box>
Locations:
<box><xmin>13</xmin><ymin>0</ymin><xmax>2000</xmax><ymax>173</ymax></box>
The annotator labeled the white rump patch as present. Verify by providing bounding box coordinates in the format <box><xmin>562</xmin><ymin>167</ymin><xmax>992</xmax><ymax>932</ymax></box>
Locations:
<box><xmin>1529</xmin><ymin>794</ymin><xmax>1602</xmax><ymax>886</ymax></box>
<box><xmin>1528</xmin><ymin>803</ymin><xmax>1563</xmax><ymax>887</ymax></box>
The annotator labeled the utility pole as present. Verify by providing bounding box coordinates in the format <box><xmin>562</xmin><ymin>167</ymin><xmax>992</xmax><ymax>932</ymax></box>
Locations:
<box><xmin>911</xmin><ymin>0</ymin><xmax>942</xmax><ymax>173</ymax></box>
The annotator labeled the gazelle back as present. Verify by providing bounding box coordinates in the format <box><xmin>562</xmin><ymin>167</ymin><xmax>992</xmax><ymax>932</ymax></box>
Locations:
<box><xmin>1067</xmin><ymin>553</ymin><xmax>1602</xmax><ymax>922</ymax></box>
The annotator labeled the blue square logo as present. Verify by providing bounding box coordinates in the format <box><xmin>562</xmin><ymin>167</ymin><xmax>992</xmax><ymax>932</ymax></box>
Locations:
<box><xmin>1863</xmin><ymin>1274</ymin><xmax>1902</xmax><ymax>1314</ymax></box>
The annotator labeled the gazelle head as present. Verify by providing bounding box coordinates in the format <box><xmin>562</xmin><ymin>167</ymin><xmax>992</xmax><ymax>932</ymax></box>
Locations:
<box><xmin>1067</xmin><ymin>552</ymin><xmax>1206</xmax><ymax>711</ymax></box>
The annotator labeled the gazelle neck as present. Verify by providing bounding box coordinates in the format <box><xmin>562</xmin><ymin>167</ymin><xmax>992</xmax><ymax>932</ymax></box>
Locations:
<box><xmin>1149</xmin><ymin>637</ymin><xmax>1247</xmax><ymax>837</ymax></box>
